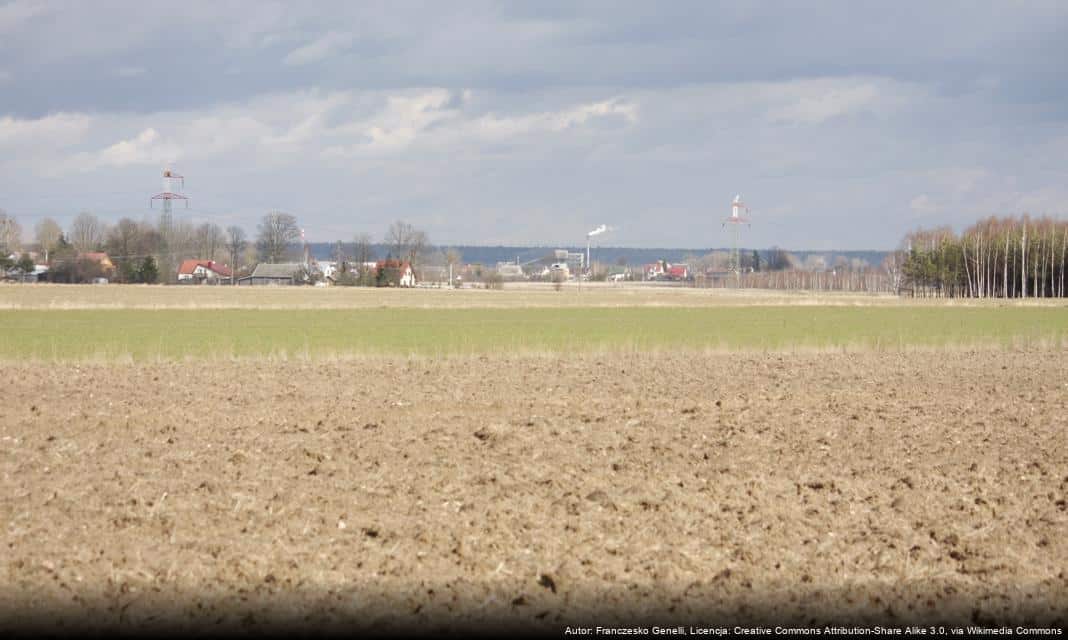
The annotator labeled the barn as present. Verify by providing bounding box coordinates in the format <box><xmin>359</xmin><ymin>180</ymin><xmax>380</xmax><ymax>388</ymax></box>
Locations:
<box><xmin>237</xmin><ymin>263</ymin><xmax>302</xmax><ymax>286</ymax></box>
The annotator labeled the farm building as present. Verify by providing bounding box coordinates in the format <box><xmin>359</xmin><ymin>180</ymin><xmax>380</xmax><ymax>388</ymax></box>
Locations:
<box><xmin>237</xmin><ymin>263</ymin><xmax>302</xmax><ymax>286</ymax></box>
<box><xmin>177</xmin><ymin>259</ymin><xmax>233</xmax><ymax>283</ymax></box>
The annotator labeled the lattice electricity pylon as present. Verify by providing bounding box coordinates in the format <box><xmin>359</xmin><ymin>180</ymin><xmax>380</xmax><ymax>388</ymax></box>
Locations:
<box><xmin>150</xmin><ymin>167</ymin><xmax>189</xmax><ymax>226</ymax></box>
<box><xmin>150</xmin><ymin>168</ymin><xmax>189</xmax><ymax>280</ymax></box>
<box><xmin>722</xmin><ymin>194</ymin><xmax>751</xmax><ymax>276</ymax></box>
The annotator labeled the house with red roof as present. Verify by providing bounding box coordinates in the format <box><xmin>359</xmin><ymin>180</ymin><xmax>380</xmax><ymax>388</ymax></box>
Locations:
<box><xmin>375</xmin><ymin>259</ymin><xmax>416</xmax><ymax>287</ymax></box>
<box><xmin>177</xmin><ymin>259</ymin><xmax>233</xmax><ymax>283</ymax></box>
<box><xmin>666</xmin><ymin>264</ymin><xmax>689</xmax><ymax>280</ymax></box>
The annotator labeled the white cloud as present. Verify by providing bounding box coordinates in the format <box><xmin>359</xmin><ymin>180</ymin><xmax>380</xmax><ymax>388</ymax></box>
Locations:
<box><xmin>1</xmin><ymin>75</ymin><xmax>1065</xmax><ymax>247</ymax></box>
<box><xmin>95</xmin><ymin>128</ymin><xmax>173</xmax><ymax>167</ymax></box>
<box><xmin>116</xmin><ymin>66</ymin><xmax>146</xmax><ymax>78</ymax></box>
<box><xmin>765</xmin><ymin>77</ymin><xmax>922</xmax><ymax>125</ymax></box>
<box><xmin>0</xmin><ymin>112</ymin><xmax>90</xmax><ymax>146</ymax></box>
<box><xmin>283</xmin><ymin>31</ymin><xmax>354</xmax><ymax>66</ymax></box>
<box><xmin>472</xmin><ymin>97</ymin><xmax>638</xmax><ymax>138</ymax></box>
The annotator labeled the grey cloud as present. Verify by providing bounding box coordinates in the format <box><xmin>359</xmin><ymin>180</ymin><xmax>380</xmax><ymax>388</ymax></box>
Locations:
<box><xmin>0</xmin><ymin>1</ymin><xmax>1066</xmax><ymax>249</ymax></box>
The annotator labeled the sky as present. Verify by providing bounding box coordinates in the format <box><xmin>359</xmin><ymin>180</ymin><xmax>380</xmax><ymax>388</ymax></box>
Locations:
<box><xmin>1</xmin><ymin>1</ymin><xmax>1066</xmax><ymax>250</ymax></box>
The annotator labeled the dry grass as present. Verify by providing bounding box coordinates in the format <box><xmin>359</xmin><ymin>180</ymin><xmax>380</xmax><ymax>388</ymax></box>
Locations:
<box><xmin>5</xmin><ymin>281</ymin><xmax>1068</xmax><ymax>310</ymax></box>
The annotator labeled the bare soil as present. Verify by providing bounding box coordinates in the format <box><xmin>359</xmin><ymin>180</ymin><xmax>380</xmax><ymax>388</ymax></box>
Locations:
<box><xmin>1</xmin><ymin>350</ymin><xmax>1066</xmax><ymax>633</ymax></box>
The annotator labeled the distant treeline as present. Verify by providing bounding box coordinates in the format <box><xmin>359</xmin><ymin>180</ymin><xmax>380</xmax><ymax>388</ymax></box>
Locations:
<box><xmin>901</xmin><ymin>216</ymin><xmax>1068</xmax><ymax>298</ymax></box>
<box><xmin>307</xmin><ymin>242</ymin><xmax>889</xmax><ymax>269</ymax></box>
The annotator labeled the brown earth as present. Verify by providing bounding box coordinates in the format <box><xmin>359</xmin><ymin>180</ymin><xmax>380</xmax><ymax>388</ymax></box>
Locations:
<box><xmin>1</xmin><ymin>350</ymin><xmax>1066</xmax><ymax>633</ymax></box>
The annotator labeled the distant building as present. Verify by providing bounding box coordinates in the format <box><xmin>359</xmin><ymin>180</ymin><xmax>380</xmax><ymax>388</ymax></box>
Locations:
<box><xmin>375</xmin><ymin>259</ymin><xmax>416</xmax><ymax>287</ymax></box>
<box><xmin>495</xmin><ymin>263</ymin><xmax>525</xmax><ymax>279</ymax></box>
<box><xmin>554</xmin><ymin>249</ymin><xmax>585</xmax><ymax>274</ymax></box>
<box><xmin>177</xmin><ymin>259</ymin><xmax>233</xmax><ymax>283</ymax></box>
<box><xmin>80</xmin><ymin>252</ymin><xmax>115</xmax><ymax>273</ymax></box>
<box><xmin>237</xmin><ymin>262</ymin><xmax>302</xmax><ymax>286</ymax></box>
<box><xmin>666</xmin><ymin>264</ymin><xmax>689</xmax><ymax>280</ymax></box>
<box><xmin>644</xmin><ymin>261</ymin><xmax>689</xmax><ymax>281</ymax></box>
<box><xmin>4</xmin><ymin>264</ymin><xmax>48</xmax><ymax>283</ymax></box>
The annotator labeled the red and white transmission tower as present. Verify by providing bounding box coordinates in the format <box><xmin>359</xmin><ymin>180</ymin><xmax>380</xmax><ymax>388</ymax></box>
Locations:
<box><xmin>150</xmin><ymin>167</ymin><xmax>189</xmax><ymax>277</ymax></box>
<box><xmin>150</xmin><ymin>167</ymin><xmax>190</xmax><ymax>232</ymax></box>
<box><xmin>722</xmin><ymin>194</ymin><xmax>751</xmax><ymax>277</ymax></box>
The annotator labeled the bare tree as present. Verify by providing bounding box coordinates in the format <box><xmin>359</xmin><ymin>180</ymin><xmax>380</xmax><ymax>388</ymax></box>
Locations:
<box><xmin>384</xmin><ymin>220</ymin><xmax>429</xmax><ymax>265</ymax></box>
<box><xmin>353</xmin><ymin>232</ymin><xmax>375</xmax><ymax>285</ymax></box>
<box><xmin>195</xmin><ymin>223</ymin><xmax>225</xmax><ymax>260</ymax></box>
<box><xmin>69</xmin><ymin>212</ymin><xmax>106</xmax><ymax>253</ymax></box>
<box><xmin>257</xmin><ymin>211</ymin><xmax>300</xmax><ymax>263</ymax></box>
<box><xmin>226</xmin><ymin>225</ymin><xmax>247</xmax><ymax>284</ymax></box>
<box><xmin>105</xmin><ymin>218</ymin><xmax>143</xmax><ymax>258</ymax></box>
<box><xmin>34</xmin><ymin>217</ymin><xmax>62</xmax><ymax>262</ymax></box>
<box><xmin>0</xmin><ymin>210</ymin><xmax>23</xmax><ymax>255</ymax></box>
<box><xmin>445</xmin><ymin>248</ymin><xmax>463</xmax><ymax>286</ymax></box>
<box><xmin>353</xmin><ymin>233</ymin><xmax>374</xmax><ymax>265</ymax></box>
<box><xmin>881</xmin><ymin>248</ymin><xmax>906</xmax><ymax>293</ymax></box>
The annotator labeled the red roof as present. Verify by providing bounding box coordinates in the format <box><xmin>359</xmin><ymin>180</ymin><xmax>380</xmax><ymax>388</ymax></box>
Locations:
<box><xmin>178</xmin><ymin>259</ymin><xmax>232</xmax><ymax>277</ymax></box>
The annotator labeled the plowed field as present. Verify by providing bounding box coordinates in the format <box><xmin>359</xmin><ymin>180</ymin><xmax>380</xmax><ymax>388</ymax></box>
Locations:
<box><xmin>2</xmin><ymin>350</ymin><xmax>1065</xmax><ymax>633</ymax></box>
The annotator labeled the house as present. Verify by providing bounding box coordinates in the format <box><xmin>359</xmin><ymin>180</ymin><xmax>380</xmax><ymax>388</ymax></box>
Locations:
<box><xmin>666</xmin><ymin>264</ymin><xmax>689</xmax><ymax>280</ymax></box>
<box><xmin>177</xmin><ymin>259</ymin><xmax>233</xmax><ymax>283</ymax></box>
<box><xmin>318</xmin><ymin>261</ymin><xmax>338</xmax><ymax>282</ymax></box>
<box><xmin>237</xmin><ymin>262</ymin><xmax>302</xmax><ymax>286</ymax></box>
<box><xmin>644</xmin><ymin>261</ymin><xmax>689</xmax><ymax>281</ymax></box>
<box><xmin>375</xmin><ymin>259</ymin><xmax>416</xmax><ymax>287</ymax></box>
<box><xmin>80</xmin><ymin>252</ymin><xmax>115</xmax><ymax>273</ymax></box>
<box><xmin>644</xmin><ymin>261</ymin><xmax>665</xmax><ymax>279</ymax></box>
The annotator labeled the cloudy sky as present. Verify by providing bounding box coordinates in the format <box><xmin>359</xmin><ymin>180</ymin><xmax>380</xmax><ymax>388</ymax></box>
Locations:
<box><xmin>1</xmin><ymin>1</ymin><xmax>1066</xmax><ymax>249</ymax></box>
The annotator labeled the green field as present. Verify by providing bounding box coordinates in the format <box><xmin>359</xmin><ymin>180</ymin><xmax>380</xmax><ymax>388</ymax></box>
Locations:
<box><xmin>1</xmin><ymin>306</ymin><xmax>1065</xmax><ymax>361</ymax></box>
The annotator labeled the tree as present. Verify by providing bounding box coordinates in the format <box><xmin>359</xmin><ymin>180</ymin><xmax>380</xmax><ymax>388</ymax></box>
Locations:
<box><xmin>69</xmin><ymin>212</ymin><xmax>106</xmax><ymax>253</ymax></box>
<box><xmin>353</xmin><ymin>232</ymin><xmax>376</xmax><ymax>286</ymax></box>
<box><xmin>195</xmin><ymin>223</ymin><xmax>224</xmax><ymax>260</ymax></box>
<box><xmin>384</xmin><ymin>220</ymin><xmax>429</xmax><ymax>265</ymax></box>
<box><xmin>104</xmin><ymin>218</ymin><xmax>145</xmax><ymax>281</ymax></box>
<box><xmin>35</xmin><ymin>218</ymin><xmax>62</xmax><ymax>262</ymax></box>
<box><xmin>0</xmin><ymin>210</ymin><xmax>22</xmax><ymax>255</ymax></box>
<box><xmin>764</xmin><ymin>247</ymin><xmax>793</xmax><ymax>271</ymax></box>
<box><xmin>139</xmin><ymin>256</ymin><xmax>159</xmax><ymax>284</ymax></box>
<box><xmin>225</xmin><ymin>225</ymin><xmax>247</xmax><ymax>284</ymax></box>
<box><xmin>445</xmin><ymin>248</ymin><xmax>463</xmax><ymax>287</ymax></box>
<box><xmin>16</xmin><ymin>253</ymin><xmax>35</xmax><ymax>274</ymax></box>
<box><xmin>256</xmin><ymin>212</ymin><xmax>299</xmax><ymax>263</ymax></box>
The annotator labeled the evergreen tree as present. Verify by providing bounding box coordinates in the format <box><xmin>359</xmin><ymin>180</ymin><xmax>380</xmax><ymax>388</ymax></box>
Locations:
<box><xmin>139</xmin><ymin>256</ymin><xmax>159</xmax><ymax>284</ymax></box>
